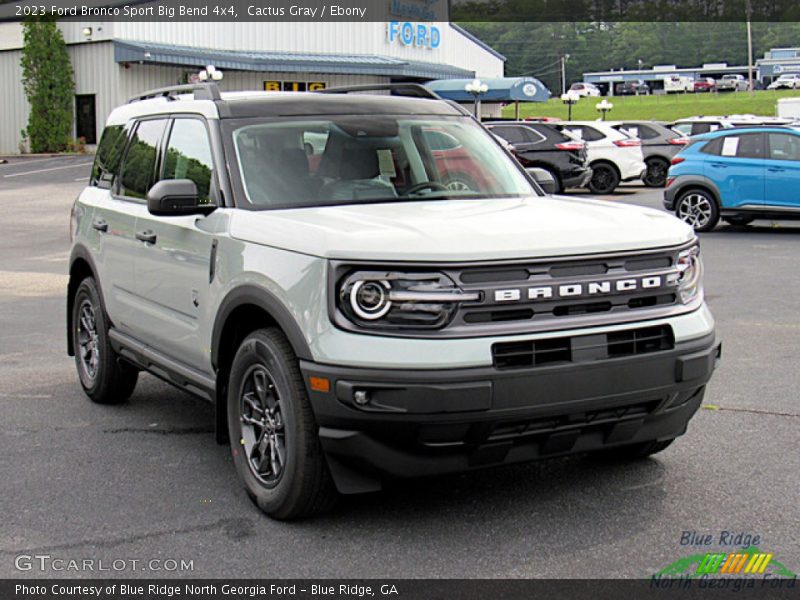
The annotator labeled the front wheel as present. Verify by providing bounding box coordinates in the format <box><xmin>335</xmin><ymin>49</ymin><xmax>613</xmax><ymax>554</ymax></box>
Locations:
<box><xmin>71</xmin><ymin>277</ymin><xmax>138</xmax><ymax>404</ymax></box>
<box><xmin>643</xmin><ymin>157</ymin><xmax>669</xmax><ymax>187</ymax></box>
<box><xmin>675</xmin><ymin>189</ymin><xmax>719</xmax><ymax>232</ymax></box>
<box><xmin>227</xmin><ymin>328</ymin><xmax>337</xmax><ymax>519</ymax></box>
<box><xmin>588</xmin><ymin>163</ymin><xmax>620</xmax><ymax>194</ymax></box>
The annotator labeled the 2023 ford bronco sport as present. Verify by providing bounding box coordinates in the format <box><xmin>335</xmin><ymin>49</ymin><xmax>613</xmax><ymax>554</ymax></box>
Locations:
<box><xmin>68</xmin><ymin>83</ymin><xmax>720</xmax><ymax>519</ymax></box>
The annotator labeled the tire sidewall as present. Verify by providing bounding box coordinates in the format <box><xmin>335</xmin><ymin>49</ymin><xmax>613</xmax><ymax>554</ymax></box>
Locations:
<box><xmin>644</xmin><ymin>157</ymin><xmax>669</xmax><ymax>187</ymax></box>
<box><xmin>227</xmin><ymin>333</ymin><xmax>302</xmax><ymax>513</ymax></box>
<box><xmin>72</xmin><ymin>279</ymin><xmax>106</xmax><ymax>395</ymax></box>
<box><xmin>676</xmin><ymin>189</ymin><xmax>720</xmax><ymax>232</ymax></box>
<box><xmin>588</xmin><ymin>163</ymin><xmax>619</xmax><ymax>194</ymax></box>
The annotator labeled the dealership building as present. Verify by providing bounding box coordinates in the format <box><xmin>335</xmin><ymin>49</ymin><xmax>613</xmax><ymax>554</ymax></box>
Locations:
<box><xmin>0</xmin><ymin>19</ymin><xmax>504</xmax><ymax>153</ymax></box>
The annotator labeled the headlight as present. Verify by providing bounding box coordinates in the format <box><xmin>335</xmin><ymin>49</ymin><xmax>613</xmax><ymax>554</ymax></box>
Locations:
<box><xmin>675</xmin><ymin>245</ymin><xmax>703</xmax><ymax>304</ymax></box>
<box><xmin>338</xmin><ymin>271</ymin><xmax>480</xmax><ymax>329</ymax></box>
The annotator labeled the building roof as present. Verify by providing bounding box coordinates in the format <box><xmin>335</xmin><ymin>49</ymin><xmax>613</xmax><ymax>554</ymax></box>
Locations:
<box><xmin>113</xmin><ymin>40</ymin><xmax>474</xmax><ymax>80</ymax></box>
<box><xmin>425</xmin><ymin>77</ymin><xmax>550</xmax><ymax>103</ymax></box>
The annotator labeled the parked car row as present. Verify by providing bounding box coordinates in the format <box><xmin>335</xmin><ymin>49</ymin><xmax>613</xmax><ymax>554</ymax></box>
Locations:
<box><xmin>567</xmin><ymin>72</ymin><xmax>800</xmax><ymax>95</ymax></box>
<box><xmin>487</xmin><ymin>118</ymin><xmax>687</xmax><ymax>193</ymax></box>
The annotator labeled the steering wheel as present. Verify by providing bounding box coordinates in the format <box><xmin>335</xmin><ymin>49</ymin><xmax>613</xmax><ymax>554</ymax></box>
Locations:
<box><xmin>404</xmin><ymin>181</ymin><xmax>449</xmax><ymax>196</ymax></box>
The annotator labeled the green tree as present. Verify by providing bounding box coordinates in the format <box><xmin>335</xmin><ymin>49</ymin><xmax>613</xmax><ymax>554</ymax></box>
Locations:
<box><xmin>20</xmin><ymin>18</ymin><xmax>75</xmax><ymax>153</ymax></box>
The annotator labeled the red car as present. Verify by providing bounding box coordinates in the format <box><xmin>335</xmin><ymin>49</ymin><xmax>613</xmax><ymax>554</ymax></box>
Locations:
<box><xmin>693</xmin><ymin>77</ymin><xmax>716</xmax><ymax>93</ymax></box>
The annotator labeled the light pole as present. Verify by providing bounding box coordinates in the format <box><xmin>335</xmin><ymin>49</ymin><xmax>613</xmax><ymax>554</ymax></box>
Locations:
<box><xmin>596</xmin><ymin>99</ymin><xmax>613</xmax><ymax>121</ymax></box>
<box><xmin>746</xmin><ymin>0</ymin><xmax>754</xmax><ymax>95</ymax></box>
<box><xmin>561</xmin><ymin>54</ymin><xmax>571</xmax><ymax>95</ymax></box>
<box><xmin>465</xmin><ymin>79</ymin><xmax>488</xmax><ymax>118</ymax></box>
<box><xmin>198</xmin><ymin>64</ymin><xmax>223</xmax><ymax>82</ymax></box>
<box><xmin>561</xmin><ymin>91</ymin><xmax>579</xmax><ymax>121</ymax></box>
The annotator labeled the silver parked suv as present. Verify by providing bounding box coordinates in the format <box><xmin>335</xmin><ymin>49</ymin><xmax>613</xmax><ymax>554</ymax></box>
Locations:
<box><xmin>68</xmin><ymin>83</ymin><xmax>720</xmax><ymax>519</ymax></box>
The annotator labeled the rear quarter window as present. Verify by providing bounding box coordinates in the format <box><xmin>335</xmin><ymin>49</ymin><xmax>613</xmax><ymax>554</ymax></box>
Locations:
<box><xmin>90</xmin><ymin>125</ymin><xmax>128</xmax><ymax>189</ymax></box>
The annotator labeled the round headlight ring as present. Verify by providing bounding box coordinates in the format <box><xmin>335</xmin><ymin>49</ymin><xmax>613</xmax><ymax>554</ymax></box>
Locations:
<box><xmin>350</xmin><ymin>280</ymin><xmax>392</xmax><ymax>320</ymax></box>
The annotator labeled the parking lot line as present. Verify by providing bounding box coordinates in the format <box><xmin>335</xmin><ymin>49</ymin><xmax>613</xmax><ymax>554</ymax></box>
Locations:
<box><xmin>3</xmin><ymin>161</ymin><xmax>93</xmax><ymax>178</ymax></box>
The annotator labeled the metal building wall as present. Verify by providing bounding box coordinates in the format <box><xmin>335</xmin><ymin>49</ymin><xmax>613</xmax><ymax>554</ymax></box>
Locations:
<box><xmin>0</xmin><ymin>49</ymin><xmax>28</xmax><ymax>154</ymax></box>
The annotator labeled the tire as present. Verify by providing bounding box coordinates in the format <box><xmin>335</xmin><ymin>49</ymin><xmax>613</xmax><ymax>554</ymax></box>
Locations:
<box><xmin>722</xmin><ymin>215</ymin><xmax>755</xmax><ymax>227</ymax></box>
<box><xmin>71</xmin><ymin>277</ymin><xmax>138</xmax><ymax>404</ymax></box>
<box><xmin>588</xmin><ymin>162</ymin><xmax>620</xmax><ymax>194</ymax></box>
<box><xmin>227</xmin><ymin>328</ymin><xmax>337</xmax><ymax>520</ymax></box>
<box><xmin>595</xmin><ymin>439</ymin><xmax>675</xmax><ymax>461</ymax></box>
<box><xmin>675</xmin><ymin>189</ymin><xmax>720</xmax><ymax>232</ymax></box>
<box><xmin>444</xmin><ymin>173</ymin><xmax>478</xmax><ymax>193</ymax></box>
<box><xmin>643</xmin><ymin>157</ymin><xmax>669</xmax><ymax>188</ymax></box>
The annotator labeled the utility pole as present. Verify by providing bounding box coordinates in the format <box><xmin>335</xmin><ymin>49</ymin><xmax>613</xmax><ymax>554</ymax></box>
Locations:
<box><xmin>561</xmin><ymin>54</ymin><xmax>570</xmax><ymax>95</ymax></box>
<box><xmin>746</xmin><ymin>0</ymin><xmax>754</xmax><ymax>95</ymax></box>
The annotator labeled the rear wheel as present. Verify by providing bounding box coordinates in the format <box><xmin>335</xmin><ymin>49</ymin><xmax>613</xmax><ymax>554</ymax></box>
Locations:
<box><xmin>71</xmin><ymin>277</ymin><xmax>138</xmax><ymax>404</ymax></box>
<box><xmin>675</xmin><ymin>189</ymin><xmax>719</xmax><ymax>232</ymax></box>
<box><xmin>537</xmin><ymin>167</ymin><xmax>562</xmax><ymax>194</ymax></box>
<box><xmin>588</xmin><ymin>163</ymin><xmax>620</xmax><ymax>194</ymax></box>
<box><xmin>227</xmin><ymin>328</ymin><xmax>337</xmax><ymax>519</ymax></box>
<box><xmin>643</xmin><ymin>157</ymin><xmax>669</xmax><ymax>187</ymax></box>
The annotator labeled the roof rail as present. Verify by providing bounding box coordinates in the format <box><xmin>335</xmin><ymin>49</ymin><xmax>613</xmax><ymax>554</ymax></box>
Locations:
<box><xmin>316</xmin><ymin>83</ymin><xmax>441</xmax><ymax>100</ymax></box>
<box><xmin>128</xmin><ymin>82</ymin><xmax>222</xmax><ymax>104</ymax></box>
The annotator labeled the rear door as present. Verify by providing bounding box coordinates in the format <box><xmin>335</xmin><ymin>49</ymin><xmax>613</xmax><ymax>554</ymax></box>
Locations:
<box><xmin>129</xmin><ymin>116</ymin><xmax>219</xmax><ymax>369</ymax></box>
<box><xmin>704</xmin><ymin>132</ymin><xmax>765</xmax><ymax>207</ymax></box>
<box><xmin>764</xmin><ymin>132</ymin><xmax>800</xmax><ymax>208</ymax></box>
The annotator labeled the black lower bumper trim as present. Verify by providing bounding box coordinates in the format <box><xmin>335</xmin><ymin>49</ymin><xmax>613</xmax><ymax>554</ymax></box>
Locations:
<box><xmin>302</xmin><ymin>333</ymin><xmax>719</xmax><ymax>493</ymax></box>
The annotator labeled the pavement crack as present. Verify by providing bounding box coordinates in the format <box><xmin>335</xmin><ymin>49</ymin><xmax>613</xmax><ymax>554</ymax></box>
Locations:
<box><xmin>0</xmin><ymin>517</ymin><xmax>254</xmax><ymax>556</ymax></box>
<box><xmin>706</xmin><ymin>405</ymin><xmax>800</xmax><ymax>418</ymax></box>
<box><xmin>102</xmin><ymin>426</ymin><xmax>214</xmax><ymax>435</ymax></box>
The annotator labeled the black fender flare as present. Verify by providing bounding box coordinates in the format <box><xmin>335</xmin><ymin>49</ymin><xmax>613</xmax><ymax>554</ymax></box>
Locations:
<box><xmin>211</xmin><ymin>284</ymin><xmax>313</xmax><ymax>370</ymax></box>
<box><xmin>67</xmin><ymin>244</ymin><xmax>106</xmax><ymax>356</ymax></box>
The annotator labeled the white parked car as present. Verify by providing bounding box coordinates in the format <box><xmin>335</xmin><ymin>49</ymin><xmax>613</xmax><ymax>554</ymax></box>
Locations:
<box><xmin>556</xmin><ymin>121</ymin><xmax>646</xmax><ymax>194</ymax></box>
<box><xmin>768</xmin><ymin>73</ymin><xmax>800</xmax><ymax>90</ymax></box>
<box><xmin>664</xmin><ymin>75</ymin><xmax>694</xmax><ymax>93</ymax></box>
<box><xmin>671</xmin><ymin>114</ymin><xmax>793</xmax><ymax>136</ymax></box>
<box><xmin>716</xmin><ymin>74</ymin><xmax>749</xmax><ymax>92</ymax></box>
<box><xmin>568</xmin><ymin>82</ymin><xmax>601</xmax><ymax>97</ymax></box>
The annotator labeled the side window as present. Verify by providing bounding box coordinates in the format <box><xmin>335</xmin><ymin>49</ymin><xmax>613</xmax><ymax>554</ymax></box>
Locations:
<box><xmin>162</xmin><ymin>119</ymin><xmax>215</xmax><ymax>203</ymax></box>
<box><xmin>490</xmin><ymin>126</ymin><xmax>526</xmax><ymax>145</ymax></box>
<box><xmin>581</xmin><ymin>126</ymin><xmax>604</xmax><ymax>142</ymax></box>
<box><xmin>635</xmin><ymin>124</ymin><xmax>659</xmax><ymax>140</ymax></box>
<box><xmin>735</xmin><ymin>133</ymin><xmax>764</xmax><ymax>159</ymax></box>
<box><xmin>767</xmin><ymin>133</ymin><xmax>800</xmax><ymax>161</ymax></box>
<box><xmin>520</xmin><ymin>127</ymin><xmax>546</xmax><ymax>145</ymax></box>
<box><xmin>700</xmin><ymin>137</ymin><xmax>723</xmax><ymax>156</ymax></box>
<box><xmin>90</xmin><ymin>125</ymin><xmax>128</xmax><ymax>189</ymax></box>
<box><xmin>119</xmin><ymin>119</ymin><xmax>167</xmax><ymax>199</ymax></box>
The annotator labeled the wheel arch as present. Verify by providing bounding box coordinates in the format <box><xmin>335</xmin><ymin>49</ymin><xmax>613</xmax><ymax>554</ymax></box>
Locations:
<box><xmin>674</xmin><ymin>179</ymin><xmax>721</xmax><ymax>209</ymax></box>
<box><xmin>211</xmin><ymin>285</ymin><xmax>313</xmax><ymax>444</ymax></box>
<box><xmin>589</xmin><ymin>159</ymin><xmax>621</xmax><ymax>177</ymax></box>
<box><xmin>67</xmin><ymin>245</ymin><xmax>104</xmax><ymax>357</ymax></box>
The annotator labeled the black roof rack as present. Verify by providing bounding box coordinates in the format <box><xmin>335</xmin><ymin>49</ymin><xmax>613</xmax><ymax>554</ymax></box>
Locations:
<box><xmin>316</xmin><ymin>83</ymin><xmax>441</xmax><ymax>100</ymax></box>
<box><xmin>128</xmin><ymin>82</ymin><xmax>221</xmax><ymax>104</ymax></box>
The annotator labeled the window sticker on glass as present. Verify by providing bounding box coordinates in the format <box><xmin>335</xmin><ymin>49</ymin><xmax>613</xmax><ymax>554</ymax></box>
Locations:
<box><xmin>376</xmin><ymin>149</ymin><xmax>396</xmax><ymax>178</ymax></box>
<box><xmin>566</xmin><ymin>128</ymin><xmax>583</xmax><ymax>140</ymax></box>
<box><xmin>709</xmin><ymin>124</ymin><xmax>720</xmax><ymax>131</ymax></box>
<box><xmin>721</xmin><ymin>137</ymin><xmax>739</xmax><ymax>156</ymax></box>
<box><xmin>622</xmin><ymin>127</ymin><xmax>638</xmax><ymax>138</ymax></box>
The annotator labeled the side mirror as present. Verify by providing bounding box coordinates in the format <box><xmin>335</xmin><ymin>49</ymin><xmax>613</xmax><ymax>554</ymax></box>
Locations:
<box><xmin>526</xmin><ymin>167</ymin><xmax>557</xmax><ymax>194</ymax></box>
<box><xmin>146</xmin><ymin>179</ymin><xmax>215</xmax><ymax>217</ymax></box>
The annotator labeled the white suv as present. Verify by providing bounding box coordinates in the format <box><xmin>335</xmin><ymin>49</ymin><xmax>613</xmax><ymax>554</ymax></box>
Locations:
<box><xmin>67</xmin><ymin>83</ymin><xmax>719</xmax><ymax>519</ymax></box>
<box><xmin>556</xmin><ymin>121</ymin><xmax>647</xmax><ymax>194</ymax></box>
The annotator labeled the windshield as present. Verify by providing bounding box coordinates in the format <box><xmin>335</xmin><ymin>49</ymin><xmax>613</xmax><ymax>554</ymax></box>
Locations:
<box><xmin>226</xmin><ymin>115</ymin><xmax>537</xmax><ymax>209</ymax></box>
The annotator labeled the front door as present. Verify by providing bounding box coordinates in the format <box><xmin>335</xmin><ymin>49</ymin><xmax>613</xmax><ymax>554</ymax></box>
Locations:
<box><xmin>764</xmin><ymin>132</ymin><xmax>800</xmax><ymax>209</ymax></box>
<box><xmin>130</xmin><ymin>116</ymin><xmax>219</xmax><ymax>370</ymax></box>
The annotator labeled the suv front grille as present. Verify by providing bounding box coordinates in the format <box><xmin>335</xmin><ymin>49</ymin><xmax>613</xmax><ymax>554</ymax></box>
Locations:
<box><xmin>492</xmin><ymin>325</ymin><xmax>674</xmax><ymax>370</ymax></box>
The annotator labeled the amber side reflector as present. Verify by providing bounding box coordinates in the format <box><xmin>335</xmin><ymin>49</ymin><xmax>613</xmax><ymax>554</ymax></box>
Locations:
<box><xmin>309</xmin><ymin>376</ymin><xmax>330</xmax><ymax>393</ymax></box>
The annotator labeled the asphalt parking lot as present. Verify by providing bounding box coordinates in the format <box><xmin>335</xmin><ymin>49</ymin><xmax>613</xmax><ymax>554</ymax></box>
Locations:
<box><xmin>0</xmin><ymin>155</ymin><xmax>798</xmax><ymax>579</ymax></box>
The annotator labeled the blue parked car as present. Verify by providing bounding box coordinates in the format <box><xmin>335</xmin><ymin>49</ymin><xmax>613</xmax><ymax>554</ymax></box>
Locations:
<box><xmin>664</xmin><ymin>127</ymin><xmax>800</xmax><ymax>231</ymax></box>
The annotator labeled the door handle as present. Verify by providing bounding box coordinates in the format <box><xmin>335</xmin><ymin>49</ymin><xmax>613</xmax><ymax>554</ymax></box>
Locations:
<box><xmin>767</xmin><ymin>167</ymin><xmax>785</xmax><ymax>172</ymax></box>
<box><xmin>91</xmin><ymin>218</ymin><xmax>108</xmax><ymax>233</ymax></box>
<box><xmin>709</xmin><ymin>163</ymin><xmax>728</xmax><ymax>168</ymax></box>
<box><xmin>136</xmin><ymin>230</ymin><xmax>157</xmax><ymax>244</ymax></box>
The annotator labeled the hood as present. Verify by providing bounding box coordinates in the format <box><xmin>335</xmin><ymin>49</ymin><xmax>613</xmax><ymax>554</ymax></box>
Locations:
<box><xmin>229</xmin><ymin>196</ymin><xmax>694</xmax><ymax>262</ymax></box>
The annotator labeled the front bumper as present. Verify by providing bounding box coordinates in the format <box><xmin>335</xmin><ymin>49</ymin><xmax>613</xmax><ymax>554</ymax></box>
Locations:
<box><xmin>562</xmin><ymin>167</ymin><xmax>593</xmax><ymax>189</ymax></box>
<box><xmin>301</xmin><ymin>332</ymin><xmax>720</xmax><ymax>493</ymax></box>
